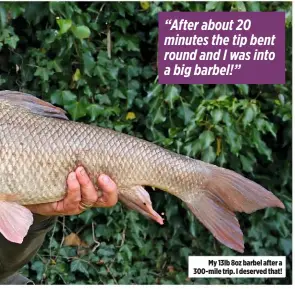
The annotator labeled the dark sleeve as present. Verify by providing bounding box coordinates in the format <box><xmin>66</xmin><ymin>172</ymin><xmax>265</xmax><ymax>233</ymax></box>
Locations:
<box><xmin>0</xmin><ymin>214</ymin><xmax>56</xmax><ymax>283</ymax></box>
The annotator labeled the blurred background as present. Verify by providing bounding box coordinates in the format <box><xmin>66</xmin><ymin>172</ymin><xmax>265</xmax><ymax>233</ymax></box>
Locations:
<box><xmin>0</xmin><ymin>1</ymin><xmax>292</xmax><ymax>285</ymax></box>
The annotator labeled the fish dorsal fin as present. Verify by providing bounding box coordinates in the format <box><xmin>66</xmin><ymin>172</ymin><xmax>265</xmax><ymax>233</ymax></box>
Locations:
<box><xmin>0</xmin><ymin>90</ymin><xmax>68</xmax><ymax>120</ymax></box>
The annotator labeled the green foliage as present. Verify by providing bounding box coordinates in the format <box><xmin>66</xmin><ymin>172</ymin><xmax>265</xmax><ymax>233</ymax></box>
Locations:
<box><xmin>0</xmin><ymin>1</ymin><xmax>292</xmax><ymax>285</ymax></box>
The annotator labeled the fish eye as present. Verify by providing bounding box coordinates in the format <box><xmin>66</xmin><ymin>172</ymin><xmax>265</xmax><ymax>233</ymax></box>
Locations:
<box><xmin>143</xmin><ymin>202</ymin><xmax>146</xmax><ymax>206</ymax></box>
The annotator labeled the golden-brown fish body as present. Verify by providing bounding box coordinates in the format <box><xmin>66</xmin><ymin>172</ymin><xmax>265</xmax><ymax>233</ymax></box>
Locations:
<box><xmin>0</xmin><ymin>98</ymin><xmax>203</xmax><ymax>204</ymax></box>
<box><xmin>0</xmin><ymin>91</ymin><xmax>285</xmax><ymax>252</ymax></box>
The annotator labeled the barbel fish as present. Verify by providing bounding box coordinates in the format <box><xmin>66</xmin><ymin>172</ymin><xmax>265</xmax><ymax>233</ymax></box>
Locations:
<box><xmin>0</xmin><ymin>90</ymin><xmax>284</xmax><ymax>252</ymax></box>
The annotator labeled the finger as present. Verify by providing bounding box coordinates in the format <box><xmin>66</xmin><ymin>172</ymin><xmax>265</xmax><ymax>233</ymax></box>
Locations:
<box><xmin>95</xmin><ymin>174</ymin><xmax>118</xmax><ymax>208</ymax></box>
<box><xmin>26</xmin><ymin>173</ymin><xmax>80</xmax><ymax>215</ymax></box>
<box><xmin>62</xmin><ymin>172</ymin><xmax>82</xmax><ymax>210</ymax></box>
<box><xmin>75</xmin><ymin>167</ymin><xmax>98</xmax><ymax>205</ymax></box>
<box><xmin>47</xmin><ymin>172</ymin><xmax>81</xmax><ymax>215</ymax></box>
<box><xmin>26</xmin><ymin>172</ymin><xmax>84</xmax><ymax>216</ymax></box>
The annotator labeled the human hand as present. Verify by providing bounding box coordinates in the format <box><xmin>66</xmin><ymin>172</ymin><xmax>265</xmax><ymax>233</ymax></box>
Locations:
<box><xmin>25</xmin><ymin>167</ymin><xmax>118</xmax><ymax>216</ymax></box>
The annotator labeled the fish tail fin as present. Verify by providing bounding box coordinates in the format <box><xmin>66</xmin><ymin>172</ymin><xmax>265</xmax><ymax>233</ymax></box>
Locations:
<box><xmin>185</xmin><ymin>191</ymin><xmax>245</xmax><ymax>253</ymax></box>
<box><xmin>183</xmin><ymin>165</ymin><xmax>284</xmax><ymax>253</ymax></box>
<box><xmin>207</xmin><ymin>165</ymin><xmax>285</xmax><ymax>213</ymax></box>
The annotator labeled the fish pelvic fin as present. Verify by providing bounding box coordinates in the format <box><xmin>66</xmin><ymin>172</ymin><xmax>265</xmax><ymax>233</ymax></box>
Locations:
<box><xmin>0</xmin><ymin>201</ymin><xmax>34</xmax><ymax>244</ymax></box>
<box><xmin>183</xmin><ymin>164</ymin><xmax>284</xmax><ymax>253</ymax></box>
<box><xmin>0</xmin><ymin>90</ymin><xmax>68</xmax><ymax>120</ymax></box>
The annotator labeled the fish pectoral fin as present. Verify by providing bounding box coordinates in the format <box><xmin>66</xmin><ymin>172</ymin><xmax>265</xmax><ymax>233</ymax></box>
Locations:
<box><xmin>0</xmin><ymin>201</ymin><xmax>34</xmax><ymax>244</ymax></box>
<box><xmin>185</xmin><ymin>190</ymin><xmax>244</xmax><ymax>253</ymax></box>
<box><xmin>119</xmin><ymin>186</ymin><xmax>164</xmax><ymax>225</ymax></box>
<box><xmin>0</xmin><ymin>90</ymin><xmax>68</xmax><ymax>120</ymax></box>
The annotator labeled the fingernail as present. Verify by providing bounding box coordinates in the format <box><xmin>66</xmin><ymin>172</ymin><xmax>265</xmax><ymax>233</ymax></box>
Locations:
<box><xmin>69</xmin><ymin>172</ymin><xmax>76</xmax><ymax>180</ymax></box>
<box><xmin>101</xmin><ymin>175</ymin><xmax>110</xmax><ymax>184</ymax></box>
<box><xmin>79</xmin><ymin>167</ymin><xmax>85</xmax><ymax>176</ymax></box>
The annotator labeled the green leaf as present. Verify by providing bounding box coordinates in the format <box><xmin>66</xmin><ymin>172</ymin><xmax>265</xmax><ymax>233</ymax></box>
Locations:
<box><xmin>50</xmin><ymin>91</ymin><xmax>62</xmax><ymax>105</ymax></box>
<box><xmin>23</xmin><ymin>2</ymin><xmax>47</xmax><ymax>25</ymax></box>
<box><xmin>236</xmin><ymin>1</ymin><xmax>247</xmax><ymax>12</ymax></box>
<box><xmin>57</xmin><ymin>18</ymin><xmax>72</xmax><ymax>34</ymax></box>
<box><xmin>278</xmin><ymin>94</ymin><xmax>285</xmax><ymax>105</ymax></box>
<box><xmin>83</xmin><ymin>52</ymin><xmax>95</xmax><ymax>76</ymax></box>
<box><xmin>199</xmin><ymin>130</ymin><xmax>215</xmax><ymax>150</ymax></box>
<box><xmin>279</xmin><ymin>238</ymin><xmax>292</xmax><ymax>255</ymax></box>
<box><xmin>147</xmin><ymin>84</ymin><xmax>162</xmax><ymax>99</ymax></box>
<box><xmin>0</xmin><ymin>6</ymin><xmax>7</xmax><ymax>28</ymax></box>
<box><xmin>34</xmin><ymin>67</ymin><xmax>49</xmax><ymax>81</ymax></box>
<box><xmin>71</xmin><ymin>260</ymin><xmax>89</xmax><ymax>277</ymax></box>
<box><xmin>62</xmin><ymin>90</ymin><xmax>77</xmax><ymax>105</ymax></box>
<box><xmin>152</xmin><ymin>106</ymin><xmax>166</xmax><ymax>125</ymax></box>
<box><xmin>96</xmin><ymin>94</ymin><xmax>111</xmax><ymax>105</ymax></box>
<box><xmin>264</xmin><ymin>122</ymin><xmax>277</xmax><ymax>138</ymax></box>
<box><xmin>87</xmin><ymin>104</ymin><xmax>104</xmax><ymax>121</ymax></box>
<box><xmin>93</xmin><ymin>65</ymin><xmax>107</xmax><ymax>85</ymax></box>
<box><xmin>252</xmin><ymin>130</ymin><xmax>272</xmax><ymax>160</ymax></box>
<box><xmin>142</xmin><ymin>66</ymin><xmax>155</xmax><ymax>79</ymax></box>
<box><xmin>240</xmin><ymin>155</ymin><xmax>254</xmax><ymax>172</ymax></box>
<box><xmin>235</xmin><ymin>84</ymin><xmax>249</xmax><ymax>95</ymax></box>
<box><xmin>178</xmin><ymin>102</ymin><xmax>194</xmax><ymax>125</ymax></box>
<box><xmin>126</xmin><ymin>36</ymin><xmax>139</xmax><ymax>51</ymax></box>
<box><xmin>226</xmin><ymin>127</ymin><xmax>242</xmax><ymax>154</ymax></box>
<box><xmin>179</xmin><ymin>247</ymin><xmax>191</xmax><ymax>259</ymax></box>
<box><xmin>0</xmin><ymin>75</ymin><xmax>6</xmax><ymax>86</ymax></box>
<box><xmin>202</xmin><ymin>146</ymin><xmax>216</xmax><ymax>163</ymax></box>
<box><xmin>113</xmin><ymin>88</ymin><xmax>126</xmax><ymax>99</ymax></box>
<box><xmin>205</xmin><ymin>2</ymin><xmax>217</xmax><ymax>11</ymax></box>
<box><xmin>47</xmin><ymin>60</ymin><xmax>62</xmax><ymax>73</ymax></box>
<box><xmin>78</xmin><ymin>209</ymin><xmax>94</xmax><ymax>224</ymax></box>
<box><xmin>243</xmin><ymin>106</ymin><xmax>255</xmax><ymax>127</ymax></box>
<box><xmin>246</xmin><ymin>1</ymin><xmax>260</xmax><ymax>12</ymax></box>
<box><xmin>72</xmin><ymin>25</ymin><xmax>91</xmax><ymax>39</ymax></box>
<box><xmin>98</xmin><ymin>246</ymin><xmax>115</xmax><ymax>257</ymax></box>
<box><xmin>8</xmin><ymin>4</ymin><xmax>25</xmax><ymax>19</ymax></box>
<box><xmin>50</xmin><ymin>90</ymin><xmax>77</xmax><ymax>106</ymax></box>
<box><xmin>211</xmin><ymin>109</ymin><xmax>223</xmax><ymax>124</ymax></box>
<box><xmin>4</xmin><ymin>34</ymin><xmax>19</xmax><ymax>49</ymax></box>
<box><xmin>31</xmin><ymin>261</ymin><xmax>44</xmax><ymax>281</ymax></box>
<box><xmin>121</xmin><ymin>245</ymin><xmax>132</xmax><ymax>261</ymax></box>
<box><xmin>164</xmin><ymin>85</ymin><xmax>179</xmax><ymax>109</ymax></box>
<box><xmin>72</xmin><ymin>68</ymin><xmax>81</xmax><ymax>81</ymax></box>
<box><xmin>115</xmin><ymin>19</ymin><xmax>130</xmax><ymax>33</ymax></box>
<box><xmin>65</xmin><ymin>101</ymin><xmax>87</xmax><ymax>120</ymax></box>
<box><xmin>194</xmin><ymin>105</ymin><xmax>206</xmax><ymax>123</ymax></box>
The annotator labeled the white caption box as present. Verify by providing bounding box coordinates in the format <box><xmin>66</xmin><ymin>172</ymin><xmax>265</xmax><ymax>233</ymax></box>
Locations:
<box><xmin>188</xmin><ymin>256</ymin><xmax>286</xmax><ymax>278</ymax></box>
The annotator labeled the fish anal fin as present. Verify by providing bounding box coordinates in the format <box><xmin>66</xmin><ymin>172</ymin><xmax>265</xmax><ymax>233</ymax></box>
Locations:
<box><xmin>185</xmin><ymin>191</ymin><xmax>244</xmax><ymax>253</ymax></box>
<box><xmin>0</xmin><ymin>90</ymin><xmax>68</xmax><ymax>120</ymax></box>
<box><xmin>0</xmin><ymin>201</ymin><xmax>34</xmax><ymax>244</ymax></box>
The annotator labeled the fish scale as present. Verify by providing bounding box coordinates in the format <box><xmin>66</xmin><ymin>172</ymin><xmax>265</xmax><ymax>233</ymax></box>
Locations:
<box><xmin>0</xmin><ymin>91</ymin><xmax>285</xmax><ymax>252</ymax></box>
<box><xmin>0</xmin><ymin>98</ymin><xmax>197</xmax><ymax>204</ymax></box>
